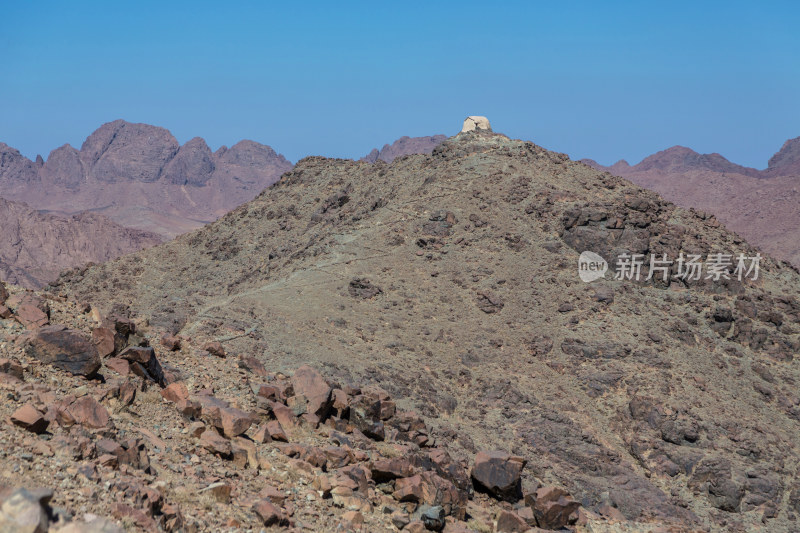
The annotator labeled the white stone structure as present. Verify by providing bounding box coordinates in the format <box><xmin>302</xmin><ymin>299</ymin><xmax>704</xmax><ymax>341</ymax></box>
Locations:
<box><xmin>461</xmin><ymin>116</ymin><xmax>492</xmax><ymax>133</ymax></box>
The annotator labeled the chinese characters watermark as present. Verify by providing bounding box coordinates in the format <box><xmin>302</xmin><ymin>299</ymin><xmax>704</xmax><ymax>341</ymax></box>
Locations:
<box><xmin>579</xmin><ymin>251</ymin><xmax>760</xmax><ymax>283</ymax></box>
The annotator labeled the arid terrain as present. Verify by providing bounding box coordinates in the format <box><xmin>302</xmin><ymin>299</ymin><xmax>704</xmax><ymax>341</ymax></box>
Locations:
<box><xmin>0</xmin><ymin>197</ymin><xmax>163</xmax><ymax>288</ymax></box>
<box><xmin>582</xmin><ymin>138</ymin><xmax>800</xmax><ymax>268</ymax></box>
<box><xmin>0</xmin><ymin>128</ymin><xmax>790</xmax><ymax>531</ymax></box>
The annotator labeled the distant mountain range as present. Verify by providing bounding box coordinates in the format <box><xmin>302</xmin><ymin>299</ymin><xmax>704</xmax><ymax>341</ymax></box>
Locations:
<box><xmin>361</xmin><ymin>135</ymin><xmax>447</xmax><ymax>163</ymax></box>
<box><xmin>582</xmin><ymin>137</ymin><xmax>800</xmax><ymax>267</ymax></box>
<box><xmin>0</xmin><ymin>119</ymin><xmax>292</xmax><ymax>238</ymax></box>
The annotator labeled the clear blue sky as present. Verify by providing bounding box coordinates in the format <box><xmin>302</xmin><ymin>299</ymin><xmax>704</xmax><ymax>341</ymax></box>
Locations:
<box><xmin>1</xmin><ymin>1</ymin><xmax>798</xmax><ymax>168</ymax></box>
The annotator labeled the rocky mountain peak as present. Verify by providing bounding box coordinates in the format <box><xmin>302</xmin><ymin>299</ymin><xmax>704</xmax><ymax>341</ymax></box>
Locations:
<box><xmin>52</xmin><ymin>127</ymin><xmax>800</xmax><ymax>530</ymax></box>
<box><xmin>768</xmin><ymin>136</ymin><xmax>800</xmax><ymax>175</ymax></box>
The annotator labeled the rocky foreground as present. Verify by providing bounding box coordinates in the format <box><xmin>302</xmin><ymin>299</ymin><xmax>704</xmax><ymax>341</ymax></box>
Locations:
<box><xmin>0</xmin><ymin>279</ymin><xmax>646</xmax><ymax>532</ymax></box>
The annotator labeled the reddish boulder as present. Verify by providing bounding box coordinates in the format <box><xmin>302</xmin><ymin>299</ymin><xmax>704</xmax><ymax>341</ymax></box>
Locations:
<box><xmin>252</xmin><ymin>499</ymin><xmax>286</xmax><ymax>527</ymax></box>
<box><xmin>67</xmin><ymin>396</ymin><xmax>110</xmax><ymax>429</ymax></box>
<box><xmin>253</xmin><ymin>420</ymin><xmax>288</xmax><ymax>443</ymax></box>
<box><xmin>92</xmin><ymin>327</ymin><xmax>116</xmax><ymax>358</ymax></box>
<box><xmin>0</xmin><ymin>281</ymin><xmax>7</xmax><ymax>304</ymax></box>
<box><xmin>202</xmin><ymin>341</ymin><xmax>225</xmax><ymax>357</ymax></box>
<box><xmin>0</xmin><ymin>305</ymin><xmax>11</xmax><ymax>319</ymax></box>
<box><xmin>219</xmin><ymin>406</ymin><xmax>255</xmax><ymax>438</ymax></box>
<box><xmin>529</xmin><ymin>486</ymin><xmax>580</xmax><ymax>530</ymax></box>
<box><xmin>18</xmin><ymin>325</ymin><xmax>101</xmax><ymax>376</ymax></box>
<box><xmin>10</xmin><ymin>403</ymin><xmax>49</xmax><ymax>434</ymax></box>
<box><xmin>371</xmin><ymin>457</ymin><xmax>417</xmax><ymax>482</ymax></box>
<box><xmin>393</xmin><ymin>472</ymin><xmax>467</xmax><ymax>520</ymax></box>
<box><xmin>161</xmin><ymin>382</ymin><xmax>201</xmax><ymax>417</ymax></box>
<box><xmin>495</xmin><ymin>510</ymin><xmax>529</xmax><ymax>532</ymax></box>
<box><xmin>269</xmin><ymin>400</ymin><xmax>297</xmax><ymax>427</ymax></box>
<box><xmin>160</xmin><ymin>334</ymin><xmax>181</xmax><ymax>351</ymax></box>
<box><xmin>471</xmin><ymin>450</ymin><xmax>526</xmax><ymax>502</ymax></box>
<box><xmin>290</xmin><ymin>365</ymin><xmax>333</xmax><ymax>425</ymax></box>
<box><xmin>14</xmin><ymin>303</ymin><xmax>49</xmax><ymax>329</ymax></box>
<box><xmin>105</xmin><ymin>357</ymin><xmax>130</xmax><ymax>376</ymax></box>
<box><xmin>0</xmin><ymin>358</ymin><xmax>24</xmax><ymax>380</ymax></box>
<box><xmin>199</xmin><ymin>428</ymin><xmax>232</xmax><ymax>457</ymax></box>
<box><xmin>238</xmin><ymin>355</ymin><xmax>267</xmax><ymax>376</ymax></box>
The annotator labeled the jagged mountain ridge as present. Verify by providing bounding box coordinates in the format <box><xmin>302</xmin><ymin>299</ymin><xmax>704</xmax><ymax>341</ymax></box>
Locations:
<box><xmin>0</xmin><ymin>196</ymin><xmax>162</xmax><ymax>288</ymax></box>
<box><xmin>55</xmin><ymin>130</ymin><xmax>800</xmax><ymax>530</ymax></box>
<box><xmin>583</xmin><ymin>141</ymin><xmax>800</xmax><ymax>268</ymax></box>
<box><xmin>0</xmin><ymin>120</ymin><xmax>293</xmax><ymax>237</ymax></box>
<box><xmin>361</xmin><ymin>135</ymin><xmax>447</xmax><ymax>163</ymax></box>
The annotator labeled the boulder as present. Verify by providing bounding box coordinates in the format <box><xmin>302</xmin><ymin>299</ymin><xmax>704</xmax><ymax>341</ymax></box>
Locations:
<box><xmin>199</xmin><ymin>429</ymin><xmax>232</xmax><ymax>457</ymax></box>
<box><xmin>119</xmin><ymin>347</ymin><xmax>165</xmax><ymax>386</ymax></box>
<box><xmin>290</xmin><ymin>365</ymin><xmax>333</xmax><ymax>425</ymax></box>
<box><xmin>10</xmin><ymin>404</ymin><xmax>49</xmax><ymax>434</ymax></box>
<box><xmin>252</xmin><ymin>499</ymin><xmax>286</xmax><ymax>527</ymax></box>
<box><xmin>371</xmin><ymin>458</ymin><xmax>417</xmax><ymax>482</ymax></box>
<box><xmin>19</xmin><ymin>325</ymin><xmax>101</xmax><ymax>376</ymax></box>
<box><xmin>91</xmin><ymin>327</ymin><xmax>116</xmax><ymax>358</ymax></box>
<box><xmin>202</xmin><ymin>341</ymin><xmax>225</xmax><ymax>358</ymax></box>
<box><xmin>495</xmin><ymin>510</ymin><xmax>529</xmax><ymax>532</ymax></box>
<box><xmin>14</xmin><ymin>304</ymin><xmax>49</xmax><ymax>329</ymax></box>
<box><xmin>470</xmin><ymin>450</ymin><xmax>526</xmax><ymax>502</ymax></box>
<box><xmin>529</xmin><ymin>486</ymin><xmax>580</xmax><ymax>529</ymax></box>
<box><xmin>0</xmin><ymin>487</ymin><xmax>53</xmax><ymax>533</ymax></box>
<box><xmin>67</xmin><ymin>396</ymin><xmax>110</xmax><ymax>429</ymax></box>
<box><xmin>160</xmin><ymin>334</ymin><xmax>181</xmax><ymax>351</ymax></box>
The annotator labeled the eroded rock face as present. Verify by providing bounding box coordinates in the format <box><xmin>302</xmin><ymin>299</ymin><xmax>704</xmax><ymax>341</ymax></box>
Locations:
<box><xmin>0</xmin><ymin>196</ymin><xmax>163</xmax><ymax>288</ymax></box>
<box><xmin>19</xmin><ymin>325</ymin><xmax>101</xmax><ymax>376</ymax></box>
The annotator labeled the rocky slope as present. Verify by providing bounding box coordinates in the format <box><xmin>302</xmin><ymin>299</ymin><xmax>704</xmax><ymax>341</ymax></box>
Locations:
<box><xmin>50</xmin><ymin>129</ymin><xmax>800</xmax><ymax>531</ymax></box>
<box><xmin>0</xmin><ymin>281</ymin><xmax>591</xmax><ymax>532</ymax></box>
<box><xmin>0</xmin><ymin>197</ymin><xmax>162</xmax><ymax>288</ymax></box>
<box><xmin>582</xmin><ymin>139</ymin><xmax>800</xmax><ymax>268</ymax></box>
<box><xmin>0</xmin><ymin>120</ymin><xmax>293</xmax><ymax>238</ymax></box>
<box><xmin>362</xmin><ymin>136</ymin><xmax>447</xmax><ymax>164</ymax></box>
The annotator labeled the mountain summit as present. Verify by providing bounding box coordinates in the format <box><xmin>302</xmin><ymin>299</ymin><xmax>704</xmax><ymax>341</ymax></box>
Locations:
<box><xmin>55</xmin><ymin>128</ymin><xmax>800</xmax><ymax>530</ymax></box>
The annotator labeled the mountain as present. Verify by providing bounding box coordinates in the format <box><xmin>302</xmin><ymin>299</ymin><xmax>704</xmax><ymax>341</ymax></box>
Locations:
<box><xmin>0</xmin><ymin>196</ymin><xmax>162</xmax><ymax>288</ymax></box>
<box><xmin>0</xmin><ymin>120</ymin><xmax>293</xmax><ymax>238</ymax></box>
<box><xmin>362</xmin><ymin>135</ymin><xmax>447</xmax><ymax>163</ymax></box>
<box><xmin>583</xmin><ymin>141</ymin><xmax>800</xmax><ymax>268</ymax></box>
<box><xmin>49</xmin><ymin>128</ymin><xmax>800</xmax><ymax>530</ymax></box>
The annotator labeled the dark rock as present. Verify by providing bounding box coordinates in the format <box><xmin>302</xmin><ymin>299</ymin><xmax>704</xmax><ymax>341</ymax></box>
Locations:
<box><xmin>119</xmin><ymin>346</ymin><xmax>165</xmax><ymax>386</ymax></box>
<box><xmin>19</xmin><ymin>325</ymin><xmax>101</xmax><ymax>376</ymax></box>
<box><xmin>529</xmin><ymin>486</ymin><xmax>580</xmax><ymax>530</ymax></box>
<box><xmin>349</xmin><ymin>278</ymin><xmax>382</xmax><ymax>299</ymax></box>
<box><xmin>471</xmin><ymin>450</ymin><xmax>525</xmax><ymax>502</ymax></box>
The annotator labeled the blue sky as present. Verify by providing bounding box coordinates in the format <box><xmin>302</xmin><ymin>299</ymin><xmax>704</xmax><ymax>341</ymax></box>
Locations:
<box><xmin>1</xmin><ymin>1</ymin><xmax>798</xmax><ymax>168</ymax></box>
